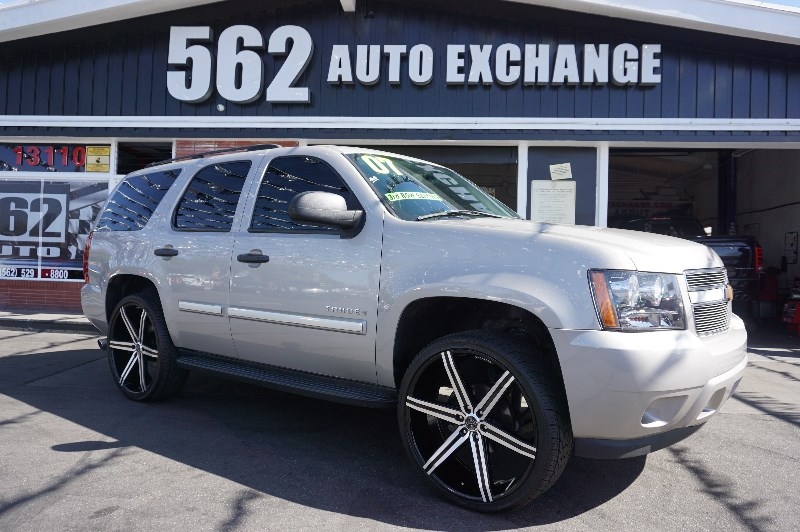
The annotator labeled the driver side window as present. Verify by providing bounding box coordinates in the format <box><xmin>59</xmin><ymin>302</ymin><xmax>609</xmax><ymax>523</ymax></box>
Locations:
<box><xmin>249</xmin><ymin>156</ymin><xmax>358</xmax><ymax>233</ymax></box>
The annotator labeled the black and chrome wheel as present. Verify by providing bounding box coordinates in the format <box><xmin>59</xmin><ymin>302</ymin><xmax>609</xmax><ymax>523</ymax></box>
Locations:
<box><xmin>108</xmin><ymin>292</ymin><xmax>187</xmax><ymax>401</ymax></box>
<box><xmin>398</xmin><ymin>331</ymin><xmax>572</xmax><ymax>512</ymax></box>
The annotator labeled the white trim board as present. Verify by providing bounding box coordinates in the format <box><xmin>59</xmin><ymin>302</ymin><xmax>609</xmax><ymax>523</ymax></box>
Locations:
<box><xmin>3</xmin><ymin>0</ymin><xmax>800</xmax><ymax>46</ymax></box>
<box><xmin>4</xmin><ymin>116</ymin><xmax>800</xmax><ymax>132</ymax></box>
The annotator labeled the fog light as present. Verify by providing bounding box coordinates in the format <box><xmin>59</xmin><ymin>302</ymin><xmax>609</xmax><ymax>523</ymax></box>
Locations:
<box><xmin>641</xmin><ymin>395</ymin><xmax>688</xmax><ymax>428</ymax></box>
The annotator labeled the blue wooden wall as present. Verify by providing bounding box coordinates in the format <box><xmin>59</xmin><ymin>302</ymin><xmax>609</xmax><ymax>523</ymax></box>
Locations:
<box><xmin>2</xmin><ymin>0</ymin><xmax>800</xmax><ymax>141</ymax></box>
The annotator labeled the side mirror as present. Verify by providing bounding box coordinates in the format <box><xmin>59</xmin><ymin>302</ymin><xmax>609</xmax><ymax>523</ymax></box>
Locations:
<box><xmin>288</xmin><ymin>191</ymin><xmax>363</xmax><ymax>229</ymax></box>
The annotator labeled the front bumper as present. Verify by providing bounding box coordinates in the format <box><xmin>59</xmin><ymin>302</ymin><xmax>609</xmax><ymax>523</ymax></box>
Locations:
<box><xmin>551</xmin><ymin>315</ymin><xmax>747</xmax><ymax>456</ymax></box>
<box><xmin>574</xmin><ymin>425</ymin><xmax>703</xmax><ymax>459</ymax></box>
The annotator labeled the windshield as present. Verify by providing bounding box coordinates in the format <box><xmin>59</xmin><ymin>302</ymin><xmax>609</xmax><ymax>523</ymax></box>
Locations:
<box><xmin>346</xmin><ymin>153</ymin><xmax>518</xmax><ymax>221</ymax></box>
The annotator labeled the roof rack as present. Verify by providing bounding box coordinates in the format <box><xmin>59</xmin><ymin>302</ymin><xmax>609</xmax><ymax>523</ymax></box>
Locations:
<box><xmin>145</xmin><ymin>143</ymin><xmax>283</xmax><ymax>168</ymax></box>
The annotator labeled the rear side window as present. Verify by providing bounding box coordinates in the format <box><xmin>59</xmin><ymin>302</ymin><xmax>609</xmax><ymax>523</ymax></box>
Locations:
<box><xmin>249</xmin><ymin>156</ymin><xmax>356</xmax><ymax>233</ymax></box>
<box><xmin>95</xmin><ymin>169</ymin><xmax>181</xmax><ymax>231</ymax></box>
<box><xmin>173</xmin><ymin>161</ymin><xmax>251</xmax><ymax>231</ymax></box>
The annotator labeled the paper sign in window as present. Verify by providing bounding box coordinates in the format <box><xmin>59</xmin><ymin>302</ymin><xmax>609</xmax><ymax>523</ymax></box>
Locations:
<box><xmin>549</xmin><ymin>163</ymin><xmax>573</xmax><ymax>180</ymax></box>
<box><xmin>530</xmin><ymin>180</ymin><xmax>576</xmax><ymax>224</ymax></box>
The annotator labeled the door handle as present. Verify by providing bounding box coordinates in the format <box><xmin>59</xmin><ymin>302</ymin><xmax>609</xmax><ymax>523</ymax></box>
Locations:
<box><xmin>237</xmin><ymin>252</ymin><xmax>270</xmax><ymax>263</ymax></box>
<box><xmin>154</xmin><ymin>247</ymin><xmax>179</xmax><ymax>257</ymax></box>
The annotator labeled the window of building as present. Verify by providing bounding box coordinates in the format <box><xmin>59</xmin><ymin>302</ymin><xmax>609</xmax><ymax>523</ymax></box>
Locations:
<box><xmin>117</xmin><ymin>142</ymin><xmax>173</xmax><ymax>175</ymax></box>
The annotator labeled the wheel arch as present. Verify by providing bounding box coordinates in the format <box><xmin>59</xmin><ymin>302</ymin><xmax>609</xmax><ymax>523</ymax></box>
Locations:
<box><xmin>105</xmin><ymin>273</ymin><xmax>160</xmax><ymax>322</ymax></box>
<box><xmin>392</xmin><ymin>296</ymin><xmax>570</xmax><ymax>425</ymax></box>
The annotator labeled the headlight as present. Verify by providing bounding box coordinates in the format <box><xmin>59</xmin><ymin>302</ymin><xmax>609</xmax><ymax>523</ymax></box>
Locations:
<box><xmin>589</xmin><ymin>270</ymin><xmax>685</xmax><ymax>331</ymax></box>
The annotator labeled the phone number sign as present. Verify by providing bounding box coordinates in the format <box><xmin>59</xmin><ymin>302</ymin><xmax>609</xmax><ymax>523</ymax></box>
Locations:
<box><xmin>0</xmin><ymin>182</ymin><xmax>84</xmax><ymax>281</ymax></box>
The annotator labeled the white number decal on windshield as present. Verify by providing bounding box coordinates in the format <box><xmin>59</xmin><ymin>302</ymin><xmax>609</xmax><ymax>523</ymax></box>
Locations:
<box><xmin>361</xmin><ymin>155</ymin><xmax>402</xmax><ymax>175</ymax></box>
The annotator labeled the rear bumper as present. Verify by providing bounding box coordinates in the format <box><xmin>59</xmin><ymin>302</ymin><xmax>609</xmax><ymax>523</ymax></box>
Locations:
<box><xmin>80</xmin><ymin>283</ymin><xmax>108</xmax><ymax>335</ymax></box>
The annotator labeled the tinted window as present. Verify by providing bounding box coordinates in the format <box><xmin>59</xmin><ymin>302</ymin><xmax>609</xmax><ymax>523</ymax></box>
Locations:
<box><xmin>95</xmin><ymin>169</ymin><xmax>181</xmax><ymax>231</ymax></box>
<box><xmin>249</xmin><ymin>156</ymin><xmax>355</xmax><ymax>233</ymax></box>
<box><xmin>174</xmin><ymin>161</ymin><xmax>251</xmax><ymax>231</ymax></box>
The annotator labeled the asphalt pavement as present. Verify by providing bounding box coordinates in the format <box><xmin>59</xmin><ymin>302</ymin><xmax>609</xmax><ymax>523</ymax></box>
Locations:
<box><xmin>0</xmin><ymin>318</ymin><xmax>798</xmax><ymax>531</ymax></box>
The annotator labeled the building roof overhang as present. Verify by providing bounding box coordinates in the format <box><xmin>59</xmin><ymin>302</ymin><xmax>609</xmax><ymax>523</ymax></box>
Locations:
<box><xmin>1</xmin><ymin>0</ymin><xmax>800</xmax><ymax>45</ymax></box>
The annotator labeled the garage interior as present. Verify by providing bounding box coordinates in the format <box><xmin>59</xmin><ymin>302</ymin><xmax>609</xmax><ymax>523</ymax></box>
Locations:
<box><xmin>609</xmin><ymin>147</ymin><xmax>800</xmax><ymax>318</ymax></box>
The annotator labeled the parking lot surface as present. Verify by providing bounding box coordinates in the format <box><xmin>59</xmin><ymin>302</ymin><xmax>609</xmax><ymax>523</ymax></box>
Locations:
<box><xmin>0</xmin><ymin>327</ymin><xmax>798</xmax><ymax>531</ymax></box>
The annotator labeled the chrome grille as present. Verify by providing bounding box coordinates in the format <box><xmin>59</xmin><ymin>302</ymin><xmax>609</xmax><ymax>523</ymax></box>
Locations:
<box><xmin>684</xmin><ymin>267</ymin><xmax>730</xmax><ymax>336</ymax></box>
<box><xmin>685</xmin><ymin>268</ymin><xmax>728</xmax><ymax>291</ymax></box>
<box><xmin>693</xmin><ymin>301</ymin><xmax>731</xmax><ymax>335</ymax></box>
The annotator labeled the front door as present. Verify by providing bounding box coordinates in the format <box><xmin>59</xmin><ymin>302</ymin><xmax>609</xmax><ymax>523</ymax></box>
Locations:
<box><xmin>228</xmin><ymin>155</ymin><xmax>381</xmax><ymax>383</ymax></box>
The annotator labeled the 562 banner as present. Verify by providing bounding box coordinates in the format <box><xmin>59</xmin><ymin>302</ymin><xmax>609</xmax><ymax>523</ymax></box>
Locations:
<box><xmin>0</xmin><ymin>181</ymin><xmax>108</xmax><ymax>281</ymax></box>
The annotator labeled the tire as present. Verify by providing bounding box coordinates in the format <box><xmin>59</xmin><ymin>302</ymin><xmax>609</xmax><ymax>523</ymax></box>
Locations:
<box><xmin>398</xmin><ymin>330</ymin><xmax>573</xmax><ymax>512</ymax></box>
<box><xmin>107</xmin><ymin>292</ymin><xmax>188</xmax><ymax>401</ymax></box>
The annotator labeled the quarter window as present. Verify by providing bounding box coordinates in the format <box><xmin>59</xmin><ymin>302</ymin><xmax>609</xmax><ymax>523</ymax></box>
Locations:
<box><xmin>95</xmin><ymin>169</ymin><xmax>181</xmax><ymax>231</ymax></box>
<box><xmin>174</xmin><ymin>161</ymin><xmax>251</xmax><ymax>231</ymax></box>
<box><xmin>249</xmin><ymin>156</ymin><xmax>357</xmax><ymax>233</ymax></box>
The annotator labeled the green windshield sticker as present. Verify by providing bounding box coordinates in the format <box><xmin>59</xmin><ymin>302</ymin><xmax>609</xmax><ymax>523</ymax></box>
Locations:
<box><xmin>385</xmin><ymin>192</ymin><xmax>442</xmax><ymax>202</ymax></box>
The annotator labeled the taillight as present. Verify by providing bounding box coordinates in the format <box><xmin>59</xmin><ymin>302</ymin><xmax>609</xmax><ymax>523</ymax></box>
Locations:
<box><xmin>83</xmin><ymin>231</ymin><xmax>94</xmax><ymax>283</ymax></box>
<box><xmin>754</xmin><ymin>246</ymin><xmax>763</xmax><ymax>274</ymax></box>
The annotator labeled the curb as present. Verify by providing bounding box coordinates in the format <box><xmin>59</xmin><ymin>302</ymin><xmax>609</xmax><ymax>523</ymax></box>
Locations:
<box><xmin>0</xmin><ymin>317</ymin><xmax>99</xmax><ymax>335</ymax></box>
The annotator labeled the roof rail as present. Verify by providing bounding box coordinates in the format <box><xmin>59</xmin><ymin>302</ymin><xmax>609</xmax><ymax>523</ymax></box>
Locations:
<box><xmin>145</xmin><ymin>143</ymin><xmax>283</xmax><ymax>168</ymax></box>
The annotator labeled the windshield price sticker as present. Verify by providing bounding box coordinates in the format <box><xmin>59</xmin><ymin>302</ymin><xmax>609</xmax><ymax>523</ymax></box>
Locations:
<box><xmin>385</xmin><ymin>192</ymin><xmax>442</xmax><ymax>202</ymax></box>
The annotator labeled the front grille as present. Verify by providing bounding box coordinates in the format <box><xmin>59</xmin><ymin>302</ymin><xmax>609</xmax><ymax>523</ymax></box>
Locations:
<box><xmin>685</xmin><ymin>268</ymin><xmax>728</xmax><ymax>291</ymax></box>
<box><xmin>684</xmin><ymin>267</ymin><xmax>730</xmax><ymax>336</ymax></box>
<box><xmin>693</xmin><ymin>301</ymin><xmax>731</xmax><ymax>335</ymax></box>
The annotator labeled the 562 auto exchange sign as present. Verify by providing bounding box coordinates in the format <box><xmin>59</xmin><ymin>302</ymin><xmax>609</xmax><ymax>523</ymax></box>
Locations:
<box><xmin>167</xmin><ymin>25</ymin><xmax>662</xmax><ymax>105</ymax></box>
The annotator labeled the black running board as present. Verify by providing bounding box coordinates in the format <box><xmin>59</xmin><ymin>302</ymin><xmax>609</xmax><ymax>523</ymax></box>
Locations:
<box><xmin>176</xmin><ymin>352</ymin><xmax>397</xmax><ymax>409</ymax></box>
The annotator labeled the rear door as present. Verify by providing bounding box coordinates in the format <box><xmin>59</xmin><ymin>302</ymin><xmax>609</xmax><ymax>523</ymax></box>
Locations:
<box><xmin>153</xmin><ymin>159</ymin><xmax>254</xmax><ymax>356</ymax></box>
<box><xmin>228</xmin><ymin>154</ymin><xmax>382</xmax><ymax>383</ymax></box>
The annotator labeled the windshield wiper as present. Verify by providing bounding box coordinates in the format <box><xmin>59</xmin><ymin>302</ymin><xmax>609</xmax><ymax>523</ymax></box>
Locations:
<box><xmin>417</xmin><ymin>210</ymin><xmax>504</xmax><ymax>221</ymax></box>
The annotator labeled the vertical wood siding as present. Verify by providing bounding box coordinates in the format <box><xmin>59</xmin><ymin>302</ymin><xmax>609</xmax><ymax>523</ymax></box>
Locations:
<box><xmin>1</xmin><ymin>0</ymin><xmax>800</xmax><ymax>141</ymax></box>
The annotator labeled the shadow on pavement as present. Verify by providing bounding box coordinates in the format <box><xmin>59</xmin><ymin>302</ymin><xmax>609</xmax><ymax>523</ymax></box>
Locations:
<box><xmin>0</xmin><ymin>342</ymin><xmax>647</xmax><ymax>529</ymax></box>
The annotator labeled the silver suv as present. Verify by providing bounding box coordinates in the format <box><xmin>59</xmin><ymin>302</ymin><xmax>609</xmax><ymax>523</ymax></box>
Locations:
<box><xmin>82</xmin><ymin>145</ymin><xmax>747</xmax><ymax>511</ymax></box>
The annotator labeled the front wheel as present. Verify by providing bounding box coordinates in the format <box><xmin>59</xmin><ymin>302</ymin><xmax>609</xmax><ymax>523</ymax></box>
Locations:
<box><xmin>398</xmin><ymin>331</ymin><xmax>572</xmax><ymax>512</ymax></box>
<box><xmin>107</xmin><ymin>292</ymin><xmax>188</xmax><ymax>401</ymax></box>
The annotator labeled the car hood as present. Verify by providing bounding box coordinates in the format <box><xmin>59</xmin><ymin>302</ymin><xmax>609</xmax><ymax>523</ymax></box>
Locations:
<box><xmin>459</xmin><ymin>218</ymin><xmax>724</xmax><ymax>273</ymax></box>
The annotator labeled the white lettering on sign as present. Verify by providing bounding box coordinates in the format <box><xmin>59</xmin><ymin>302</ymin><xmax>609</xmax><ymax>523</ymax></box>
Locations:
<box><xmin>495</xmin><ymin>43</ymin><xmax>521</xmax><ymax>85</ymax></box>
<box><xmin>330</xmin><ymin>44</ymin><xmax>434</xmax><ymax>86</ymax></box>
<box><xmin>166</xmin><ymin>24</ymin><xmax>662</xmax><ymax>104</ymax></box>
<box><xmin>524</xmin><ymin>44</ymin><xmax>550</xmax><ymax>84</ymax></box>
<box><xmin>0</xmin><ymin>245</ymin><xmax>61</xmax><ymax>258</ymax></box>
<box><xmin>384</xmin><ymin>45</ymin><xmax>407</xmax><ymax>84</ymax></box>
<box><xmin>168</xmin><ymin>25</ymin><xmax>313</xmax><ymax>104</ymax></box>
<box><xmin>408</xmin><ymin>44</ymin><xmax>434</xmax><ymax>85</ymax></box>
<box><xmin>446</xmin><ymin>45</ymin><xmax>466</xmax><ymax>84</ymax></box>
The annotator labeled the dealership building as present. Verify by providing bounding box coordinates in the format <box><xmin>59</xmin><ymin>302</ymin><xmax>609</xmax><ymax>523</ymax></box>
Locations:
<box><xmin>1</xmin><ymin>0</ymin><xmax>799</xmax><ymax>313</ymax></box>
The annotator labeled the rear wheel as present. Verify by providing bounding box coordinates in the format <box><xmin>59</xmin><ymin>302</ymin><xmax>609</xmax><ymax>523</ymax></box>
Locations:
<box><xmin>108</xmin><ymin>292</ymin><xmax>187</xmax><ymax>401</ymax></box>
<box><xmin>398</xmin><ymin>330</ymin><xmax>572</xmax><ymax>512</ymax></box>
